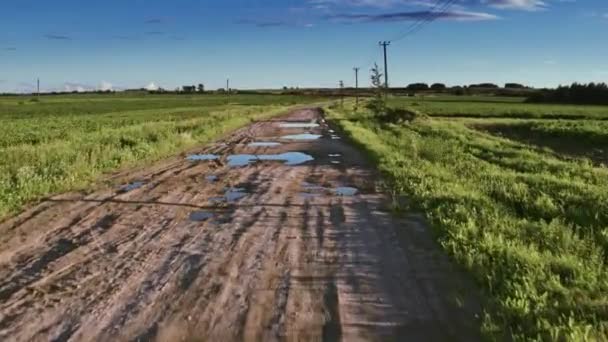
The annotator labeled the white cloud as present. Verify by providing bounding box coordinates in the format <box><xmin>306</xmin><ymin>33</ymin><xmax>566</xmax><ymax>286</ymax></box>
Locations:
<box><xmin>485</xmin><ymin>0</ymin><xmax>546</xmax><ymax>11</ymax></box>
<box><xmin>64</xmin><ymin>82</ymin><xmax>94</xmax><ymax>92</ymax></box>
<box><xmin>145</xmin><ymin>82</ymin><xmax>159</xmax><ymax>91</ymax></box>
<box><xmin>99</xmin><ymin>81</ymin><xmax>113</xmax><ymax>91</ymax></box>
<box><xmin>311</xmin><ymin>0</ymin><xmax>550</xmax><ymax>11</ymax></box>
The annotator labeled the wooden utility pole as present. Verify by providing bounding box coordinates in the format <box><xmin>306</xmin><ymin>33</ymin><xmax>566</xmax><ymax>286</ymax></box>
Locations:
<box><xmin>353</xmin><ymin>67</ymin><xmax>360</xmax><ymax>108</ymax></box>
<box><xmin>339</xmin><ymin>80</ymin><xmax>344</xmax><ymax>107</ymax></box>
<box><xmin>379</xmin><ymin>41</ymin><xmax>390</xmax><ymax>88</ymax></box>
<box><xmin>37</xmin><ymin>78</ymin><xmax>40</xmax><ymax>98</ymax></box>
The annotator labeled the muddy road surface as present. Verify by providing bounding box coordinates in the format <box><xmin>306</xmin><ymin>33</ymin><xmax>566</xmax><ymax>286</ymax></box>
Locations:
<box><xmin>0</xmin><ymin>108</ymin><xmax>481</xmax><ymax>341</ymax></box>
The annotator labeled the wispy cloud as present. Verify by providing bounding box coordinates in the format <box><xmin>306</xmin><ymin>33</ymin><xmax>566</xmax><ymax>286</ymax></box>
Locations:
<box><xmin>311</xmin><ymin>0</ymin><xmax>550</xmax><ymax>11</ymax></box>
<box><xmin>328</xmin><ymin>10</ymin><xmax>499</xmax><ymax>22</ymax></box>
<box><xmin>236</xmin><ymin>19</ymin><xmax>313</xmax><ymax>28</ymax></box>
<box><xmin>45</xmin><ymin>34</ymin><xmax>72</xmax><ymax>40</ymax></box>
<box><xmin>485</xmin><ymin>0</ymin><xmax>546</xmax><ymax>11</ymax></box>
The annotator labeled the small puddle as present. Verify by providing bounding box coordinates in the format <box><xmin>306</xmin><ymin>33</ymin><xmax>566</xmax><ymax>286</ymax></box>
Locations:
<box><xmin>187</xmin><ymin>154</ymin><xmax>219</xmax><ymax>161</ymax></box>
<box><xmin>228</xmin><ymin>152</ymin><xmax>314</xmax><ymax>167</ymax></box>
<box><xmin>119</xmin><ymin>181</ymin><xmax>145</xmax><ymax>193</ymax></box>
<box><xmin>281</xmin><ymin>133</ymin><xmax>322</xmax><ymax>140</ymax></box>
<box><xmin>331</xmin><ymin>135</ymin><xmax>341</xmax><ymax>140</ymax></box>
<box><xmin>248</xmin><ymin>142</ymin><xmax>282</xmax><ymax>147</ymax></box>
<box><xmin>225</xmin><ymin>188</ymin><xmax>249</xmax><ymax>202</ymax></box>
<box><xmin>329</xmin><ymin>129</ymin><xmax>335</xmax><ymax>133</ymax></box>
<box><xmin>206</xmin><ymin>175</ymin><xmax>218</xmax><ymax>182</ymax></box>
<box><xmin>190</xmin><ymin>211</ymin><xmax>214</xmax><ymax>222</ymax></box>
<box><xmin>330</xmin><ymin>160</ymin><xmax>341</xmax><ymax>165</ymax></box>
<box><xmin>328</xmin><ymin>154</ymin><xmax>342</xmax><ymax>158</ymax></box>
<box><xmin>279</xmin><ymin>122</ymin><xmax>320</xmax><ymax>128</ymax></box>
<box><xmin>334</xmin><ymin>187</ymin><xmax>358</xmax><ymax>196</ymax></box>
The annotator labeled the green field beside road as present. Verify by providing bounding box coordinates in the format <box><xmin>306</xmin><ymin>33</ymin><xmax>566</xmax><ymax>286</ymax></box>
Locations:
<box><xmin>0</xmin><ymin>93</ymin><xmax>324</xmax><ymax>219</ymax></box>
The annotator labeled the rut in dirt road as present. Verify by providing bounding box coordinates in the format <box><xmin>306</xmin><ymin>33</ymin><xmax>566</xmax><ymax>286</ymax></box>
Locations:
<box><xmin>0</xmin><ymin>108</ymin><xmax>482</xmax><ymax>341</ymax></box>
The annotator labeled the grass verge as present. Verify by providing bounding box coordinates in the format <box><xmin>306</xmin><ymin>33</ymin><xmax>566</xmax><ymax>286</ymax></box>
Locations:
<box><xmin>326</xmin><ymin>103</ymin><xmax>608</xmax><ymax>340</ymax></box>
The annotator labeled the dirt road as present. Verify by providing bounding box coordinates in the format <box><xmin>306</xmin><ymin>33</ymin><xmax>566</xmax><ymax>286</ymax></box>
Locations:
<box><xmin>0</xmin><ymin>108</ymin><xmax>481</xmax><ymax>341</ymax></box>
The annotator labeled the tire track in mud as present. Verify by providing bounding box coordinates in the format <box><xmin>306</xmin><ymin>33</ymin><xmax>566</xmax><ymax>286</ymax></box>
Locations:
<box><xmin>0</xmin><ymin>107</ymin><xmax>483</xmax><ymax>341</ymax></box>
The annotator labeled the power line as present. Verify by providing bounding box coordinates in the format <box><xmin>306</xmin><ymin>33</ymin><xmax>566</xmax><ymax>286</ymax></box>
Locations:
<box><xmin>388</xmin><ymin>0</ymin><xmax>458</xmax><ymax>43</ymax></box>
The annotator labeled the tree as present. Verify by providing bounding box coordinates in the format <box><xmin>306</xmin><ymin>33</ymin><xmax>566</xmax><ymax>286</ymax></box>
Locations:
<box><xmin>505</xmin><ymin>83</ymin><xmax>525</xmax><ymax>89</ymax></box>
<box><xmin>469</xmin><ymin>83</ymin><xmax>499</xmax><ymax>89</ymax></box>
<box><xmin>367</xmin><ymin>63</ymin><xmax>387</xmax><ymax>116</ymax></box>
<box><xmin>182</xmin><ymin>85</ymin><xmax>196</xmax><ymax>93</ymax></box>
<box><xmin>431</xmin><ymin>83</ymin><xmax>446</xmax><ymax>91</ymax></box>
<box><xmin>197</xmin><ymin>83</ymin><xmax>205</xmax><ymax>93</ymax></box>
<box><xmin>406</xmin><ymin>83</ymin><xmax>430</xmax><ymax>91</ymax></box>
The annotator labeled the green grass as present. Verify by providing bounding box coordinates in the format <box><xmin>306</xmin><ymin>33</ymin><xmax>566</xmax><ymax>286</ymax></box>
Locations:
<box><xmin>466</xmin><ymin>119</ymin><xmax>608</xmax><ymax>166</ymax></box>
<box><xmin>388</xmin><ymin>95</ymin><xmax>608</xmax><ymax>119</ymax></box>
<box><xmin>326</xmin><ymin>101</ymin><xmax>608</xmax><ymax>340</ymax></box>
<box><xmin>0</xmin><ymin>93</ymin><xmax>324</xmax><ymax>219</ymax></box>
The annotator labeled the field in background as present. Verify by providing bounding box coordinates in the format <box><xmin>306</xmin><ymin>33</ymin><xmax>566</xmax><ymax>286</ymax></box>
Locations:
<box><xmin>388</xmin><ymin>95</ymin><xmax>608</xmax><ymax>119</ymax></box>
<box><xmin>0</xmin><ymin>93</ymin><xmax>325</xmax><ymax>219</ymax></box>
<box><xmin>326</xmin><ymin>97</ymin><xmax>608</xmax><ymax>340</ymax></box>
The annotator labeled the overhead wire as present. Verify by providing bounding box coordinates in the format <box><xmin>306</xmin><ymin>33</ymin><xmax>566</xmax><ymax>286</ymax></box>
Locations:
<box><xmin>388</xmin><ymin>0</ymin><xmax>459</xmax><ymax>43</ymax></box>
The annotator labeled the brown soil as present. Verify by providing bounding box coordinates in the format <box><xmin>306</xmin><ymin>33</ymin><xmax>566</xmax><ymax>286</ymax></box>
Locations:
<box><xmin>0</xmin><ymin>108</ymin><xmax>481</xmax><ymax>341</ymax></box>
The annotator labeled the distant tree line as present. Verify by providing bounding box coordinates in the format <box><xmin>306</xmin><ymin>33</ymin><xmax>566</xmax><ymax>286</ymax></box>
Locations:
<box><xmin>527</xmin><ymin>83</ymin><xmax>608</xmax><ymax>105</ymax></box>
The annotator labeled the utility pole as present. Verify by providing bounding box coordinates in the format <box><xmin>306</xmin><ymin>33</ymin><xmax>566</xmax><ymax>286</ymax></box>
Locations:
<box><xmin>353</xmin><ymin>67</ymin><xmax>360</xmax><ymax>108</ymax></box>
<box><xmin>37</xmin><ymin>78</ymin><xmax>40</xmax><ymax>99</ymax></box>
<box><xmin>226</xmin><ymin>78</ymin><xmax>230</xmax><ymax>93</ymax></box>
<box><xmin>379</xmin><ymin>41</ymin><xmax>390</xmax><ymax>88</ymax></box>
<box><xmin>339</xmin><ymin>80</ymin><xmax>344</xmax><ymax>107</ymax></box>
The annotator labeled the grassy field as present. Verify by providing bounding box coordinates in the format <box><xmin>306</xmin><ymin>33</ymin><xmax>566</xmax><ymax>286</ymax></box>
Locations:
<box><xmin>326</xmin><ymin>99</ymin><xmax>608</xmax><ymax>340</ymax></box>
<box><xmin>0</xmin><ymin>93</ymin><xmax>324</xmax><ymax>219</ymax></box>
<box><xmin>389</xmin><ymin>95</ymin><xmax>608</xmax><ymax>119</ymax></box>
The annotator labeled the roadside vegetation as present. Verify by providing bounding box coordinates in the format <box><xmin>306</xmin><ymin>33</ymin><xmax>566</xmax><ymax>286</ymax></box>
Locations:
<box><xmin>0</xmin><ymin>94</ymin><xmax>323</xmax><ymax>219</ymax></box>
<box><xmin>326</xmin><ymin>96</ymin><xmax>608</xmax><ymax>340</ymax></box>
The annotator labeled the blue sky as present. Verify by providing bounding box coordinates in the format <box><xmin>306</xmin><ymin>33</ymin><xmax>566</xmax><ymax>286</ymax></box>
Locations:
<box><xmin>0</xmin><ymin>0</ymin><xmax>606</xmax><ymax>92</ymax></box>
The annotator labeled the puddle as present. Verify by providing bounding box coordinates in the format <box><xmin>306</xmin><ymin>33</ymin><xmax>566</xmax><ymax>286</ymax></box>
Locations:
<box><xmin>228</xmin><ymin>154</ymin><xmax>257</xmax><ymax>167</ymax></box>
<box><xmin>119</xmin><ymin>181</ymin><xmax>145</xmax><ymax>193</ymax></box>
<box><xmin>330</xmin><ymin>160</ymin><xmax>341</xmax><ymax>165</ymax></box>
<box><xmin>328</xmin><ymin>154</ymin><xmax>342</xmax><ymax>157</ymax></box>
<box><xmin>225</xmin><ymin>188</ymin><xmax>249</xmax><ymax>202</ymax></box>
<box><xmin>281</xmin><ymin>133</ymin><xmax>322</xmax><ymax>140</ymax></box>
<box><xmin>299</xmin><ymin>192</ymin><xmax>319</xmax><ymax>199</ymax></box>
<box><xmin>329</xmin><ymin>129</ymin><xmax>335</xmax><ymax>133</ymax></box>
<box><xmin>190</xmin><ymin>211</ymin><xmax>214</xmax><ymax>222</ymax></box>
<box><xmin>279</xmin><ymin>122</ymin><xmax>320</xmax><ymax>128</ymax></box>
<box><xmin>334</xmin><ymin>187</ymin><xmax>358</xmax><ymax>196</ymax></box>
<box><xmin>206</xmin><ymin>175</ymin><xmax>218</xmax><ymax>182</ymax></box>
<box><xmin>187</xmin><ymin>154</ymin><xmax>219</xmax><ymax>161</ymax></box>
<box><xmin>248</xmin><ymin>142</ymin><xmax>282</xmax><ymax>147</ymax></box>
<box><xmin>228</xmin><ymin>152</ymin><xmax>314</xmax><ymax>167</ymax></box>
<box><xmin>331</xmin><ymin>135</ymin><xmax>341</xmax><ymax>140</ymax></box>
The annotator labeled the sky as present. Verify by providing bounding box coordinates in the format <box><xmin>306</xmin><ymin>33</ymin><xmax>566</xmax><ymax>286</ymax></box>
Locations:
<box><xmin>0</xmin><ymin>0</ymin><xmax>607</xmax><ymax>93</ymax></box>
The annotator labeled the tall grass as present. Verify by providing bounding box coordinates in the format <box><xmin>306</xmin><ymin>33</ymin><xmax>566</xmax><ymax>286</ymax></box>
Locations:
<box><xmin>327</xmin><ymin>104</ymin><xmax>608</xmax><ymax>340</ymax></box>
